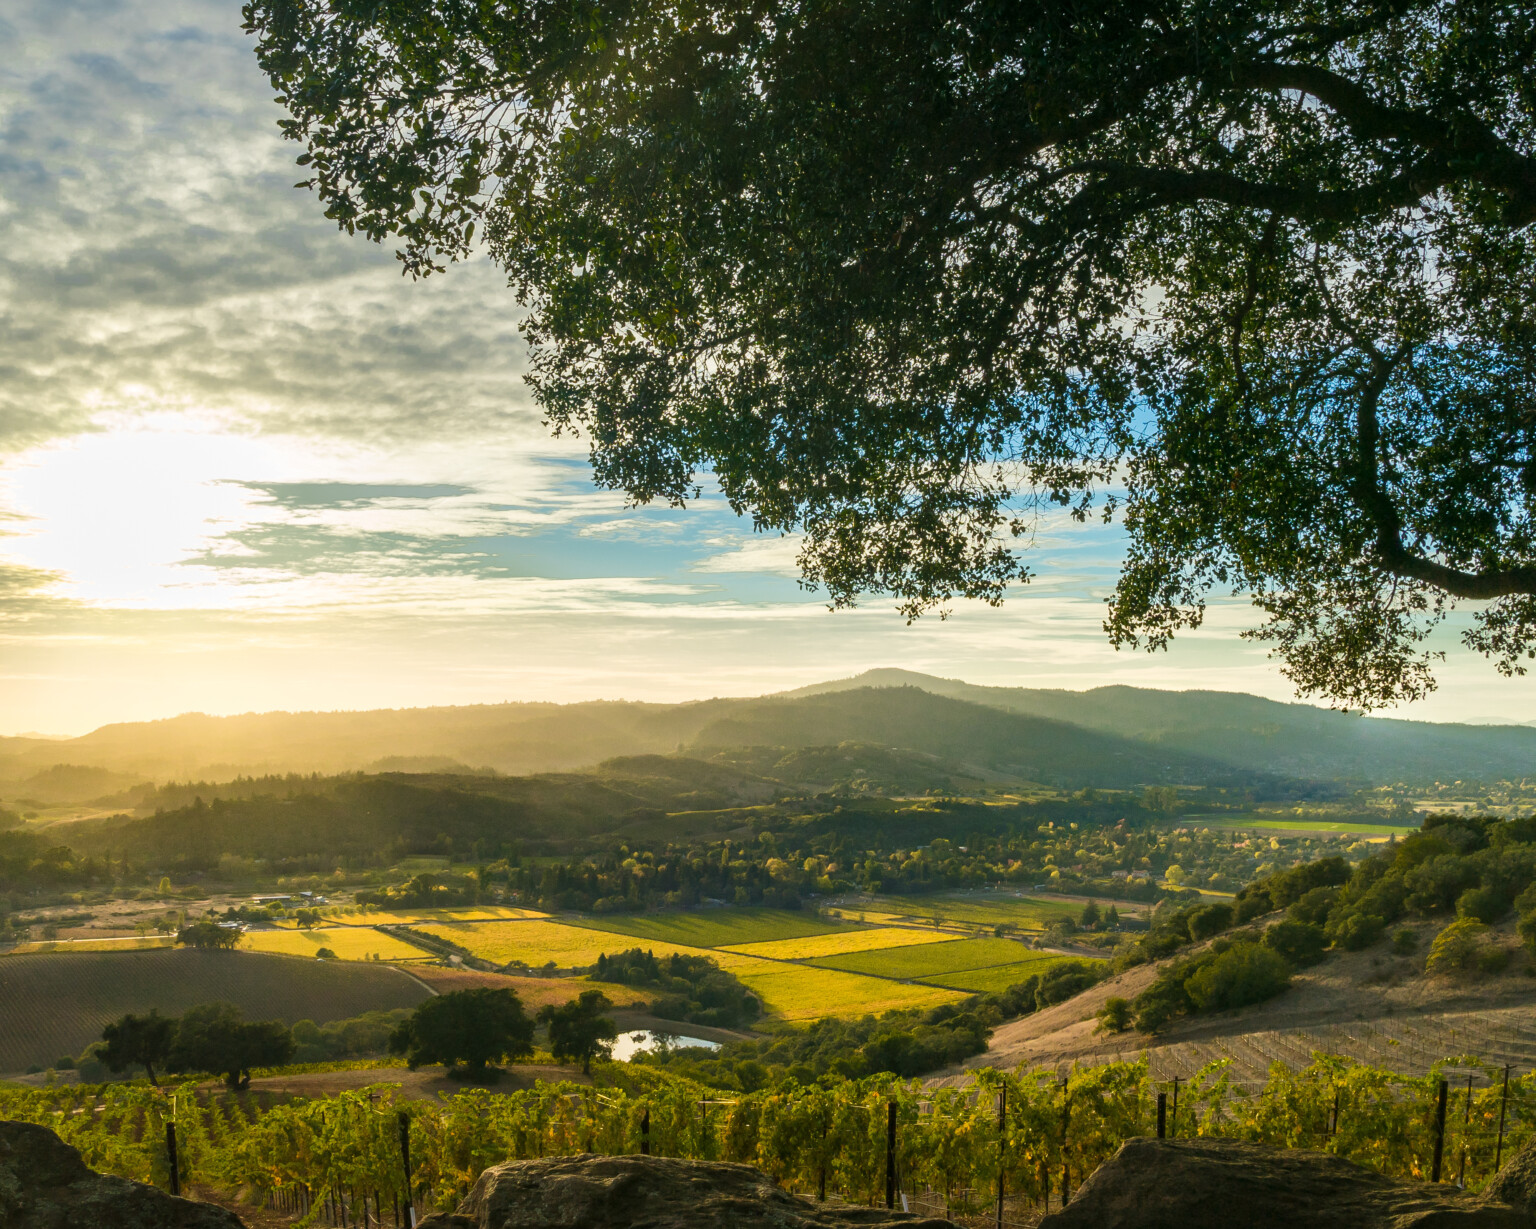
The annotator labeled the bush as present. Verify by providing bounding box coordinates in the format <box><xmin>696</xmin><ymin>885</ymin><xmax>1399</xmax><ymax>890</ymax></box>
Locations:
<box><xmin>1329</xmin><ymin>910</ymin><xmax>1386</xmax><ymax>951</ymax></box>
<box><xmin>1184</xmin><ymin>943</ymin><xmax>1291</xmax><ymax>1013</ymax></box>
<box><xmin>1096</xmin><ymin>996</ymin><xmax>1132</xmax><ymax>1034</ymax></box>
<box><xmin>1186</xmin><ymin>904</ymin><xmax>1234</xmax><ymax>942</ymax></box>
<box><xmin>1457</xmin><ymin>885</ymin><xmax>1509</xmax><ymax>924</ymax></box>
<box><xmin>1287</xmin><ymin>886</ymin><xmax>1338</xmax><ymax>926</ymax></box>
<box><xmin>1264</xmin><ymin>920</ymin><xmax>1328</xmax><ymax>967</ymax></box>
<box><xmin>1391</xmin><ymin>928</ymin><xmax>1419</xmax><ymax>955</ymax></box>
<box><xmin>1426</xmin><ymin>918</ymin><xmax>1490</xmax><ymax>977</ymax></box>
<box><xmin>314</xmin><ymin>947</ymin><xmax>337</xmax><ymax>960</ymax></box>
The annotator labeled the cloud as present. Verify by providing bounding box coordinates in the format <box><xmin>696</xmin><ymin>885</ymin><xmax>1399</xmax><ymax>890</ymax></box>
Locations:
<box><xmin>691</xmin><ymin>535</ymin><xmax>805</xmax><ymax>576</ymax></box>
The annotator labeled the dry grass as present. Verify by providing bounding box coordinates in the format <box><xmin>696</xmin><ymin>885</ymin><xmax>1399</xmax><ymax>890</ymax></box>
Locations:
<box><xmin>240</xmin><ymin>927</ymin><xmax>432</xmax><ymax>963</ymax></box>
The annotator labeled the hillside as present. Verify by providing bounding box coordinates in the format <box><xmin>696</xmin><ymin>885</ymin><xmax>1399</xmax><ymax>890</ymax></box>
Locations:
<box><xmin>788</xmin><ymin>669</ymin><xmax>1536</xmax><ymax>785</ymax></box>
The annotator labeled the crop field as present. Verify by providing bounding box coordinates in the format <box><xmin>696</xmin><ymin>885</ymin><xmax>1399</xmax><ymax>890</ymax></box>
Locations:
<box><xmin>1190</xmin><ymin>815</ymin><xmax>1407</xmax><ymax>836</ymax></box>
<box><xmin>416</xmin><ymin>919</ymin><xmax>717</xmax><ymax>968</ymax></box>
<box><xmin>566</xmin><ymin>908</ymin><xmax>843</xmax><ymax>948</ymax></box>
<box><xmin>722</xmin><ymin>961</ymin><xmax>965</xmax><ymax>1021</ymax></box>
<box><xmin>922</xmin><ymin>954</ymin><xmax>1087</xmax><ymax>994</ymax></box>
<box><xmin>7</xmin><ymin>936</ymin><xmax>173</xmax><ymax>954</ymax></box>
<box><xmin>810</xmin><ymin>936</ymin><xmax>1036</xmax><ymax>980</ymax></box>
<box><xmin>402</xmin><ymin>965</ymin><xmax>653</xmax><ymax>1010</ymax></box>
<box><xmin>720</xmin><ymin>926</ymin><xmax>955</xmax><ymax>960</ymax></box>
<box><xmin>323</xmin><ymin>906</ymin><xmax>548</xmax><ymax>926</ymax></box>
<box><xmin>239</xmin><ymin>927</ymin><xmax>432</xmax><ymax>962</ymax></box>
<box><xmin>851</xmin><ymin>892</ymin><xmax>1082</xmax><ymax>929</ymax></box>
<box><xmin>0</xmin><ymin>949</ymin><xmax>430</xmax><ymax>1073</ymax></box>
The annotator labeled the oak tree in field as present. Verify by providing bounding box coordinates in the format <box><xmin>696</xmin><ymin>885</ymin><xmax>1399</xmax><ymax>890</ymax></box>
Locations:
<box><xmin>98</xmin><ymin>1009</ymin><xmax>176</xmax><ymax>1086</ymax></box>
<box><xmin>388</xmin><ymin>987</ymin><xmax>535</xmax><ymax>1076</ymax></box>
<box><xmin>166</xmin><ymin>1002</ymin><xmax>295</xmax><ymax>1089</ymax></box>
<box><xmin>246</xmin><ymin>0</ymin><xmax>1536</xmax><ymax>705</ymax></box>
<box><xmin>540</xmin><ymin>989</ymin><xmax>618</xmax><ymax>1075</ymax></box>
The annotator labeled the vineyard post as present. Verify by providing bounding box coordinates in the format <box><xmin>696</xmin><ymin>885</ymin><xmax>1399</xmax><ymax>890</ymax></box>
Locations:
<box><xmin>1170</xmin><ymin>1077</ymin><xmax>1180</xmax><ymax>1139</ymax></box>
<box><xmin>641</xmin><ymin>1107</ymin><xmax>651</xmax><ymax>1156</ymax></box>
<box><xmin>1330</xmin><ymin>1088</ymin><xmax>1340</xmax><ymax>1141</ymax></box>
<box><xmin>1060</xmin><ymin>1080</ymin><xmax>1071</xmax><ymax>1205</ymax></box>
<box><xmin>1459</xmin><ymin>1074</ymin><xmax>1473</xmax><ymax>1188</ymax></box>
<box><xmin>885</xmin><ymin>1100</ymin><xmax>897</xmax><ymax>1210</ymax></box>
<box><xmin>1157</xmin><ymin>1093</ymin><xmax>1166</xmax><ymax>1140</ymax></box>
<box><xmin>164</xmin><ymin>1119</ymin><xmax>179</xmax><ymax>1197</ymax></box>
<box><xmin>1496</xmin><ymin>1066</ymin><xmax>1512</xmax><ymax>1172</ymax></box>
<box><xmin>397</xmin><ymin>1110</ymin><xmax>415</xmax><ymax>1228</ymax></box>
<box><xmin>995</xmin><ymin>1083</ymin><xmax>1006</xmax><ymax>1229</ymax></box>
<box><xmin>1432</xmin><ymin>1079</ymin><xmax>1449</xmax><ymax>1183</ymax></box>
<box><xmin>819</xmin><ymin>1116</ymin><xmax>828</xmax><ymax>1203</ymax></box>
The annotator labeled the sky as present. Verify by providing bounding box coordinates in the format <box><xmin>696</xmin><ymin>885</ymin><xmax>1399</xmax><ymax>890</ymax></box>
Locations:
<box><xmin>1</xmin><ymin>0</ymin><xmax>1532</xmax><ymax>736</ymax></box>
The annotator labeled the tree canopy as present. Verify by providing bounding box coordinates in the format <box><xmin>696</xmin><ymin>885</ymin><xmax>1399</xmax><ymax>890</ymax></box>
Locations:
<box><xmin>166</xmin><ymin>1002</ymin><xmax>295</xmax><ymax>1089</ymax></box>
<box><xmin>98</xmin><ymin>1010</ymin><xmax>176</xmax><ymax>1086</ymax></box>
<box><xmin>245</xmin><ymin>0</ymin><xmax>1536</xmax><ymax>705</ymax></box>
<box><xmin>388</xmin><ymin>987</ymin><xmax>535</xmax><ymax>1074</ymax></box>
<box><xmin>539</xmin><ymin>989</ymin><xmax>617</xmax><ymax>1075</ymax></box>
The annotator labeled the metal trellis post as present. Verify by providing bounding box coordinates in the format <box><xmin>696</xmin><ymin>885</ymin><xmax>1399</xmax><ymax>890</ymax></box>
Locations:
<box><xmin>886</xmin><ymin>1101</ymin><xmax>897</xmax><ymax>1210</ymax></box>
<box><xmin>1432</xmin><ymin>1079</ymin><xmax>1449</xmax><ymax>1183</ymax></box>
<box><xmin>1496</xmin><ymin>1066</ymin><xmax>1513</xmax><ymax>1173</ymax></box>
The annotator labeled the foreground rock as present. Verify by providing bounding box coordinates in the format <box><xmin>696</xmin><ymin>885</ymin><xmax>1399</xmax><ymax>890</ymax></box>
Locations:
<box><xmin>1039</xmin><ymin>1137</ymin><xmax>1530</xmax><ymax>1229</ymax></box>
<box><xmin>416</xmin><ymin>1154</ymin><xmax>954</xmax><ymax>1229</ymax></box>
<box><xmin>0</xmin><ymin>1120</ymin><xmax>246</xmax><ymax>1229</ymax></box>
<box><xmin>1486</xmin><ymin>1136</ymin><xmax>1536</xmax><ymax>1218</ymax></box>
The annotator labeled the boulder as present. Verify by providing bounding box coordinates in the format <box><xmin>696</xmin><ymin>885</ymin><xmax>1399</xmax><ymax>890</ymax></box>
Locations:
<box><xmin>0</xmin><ymin>1119</ymin><xmax>245</xmax><ymax>1229</ymax></box>
<box><xmin>415</xmin><ymin>1153</ymin><xmax>955</xmax><ymax>1229</ymax></box>
<box><xmin>1038</xmin><ymin>1137</ymin><xmax>1530</xmax><ymax>1229</ymax></box>
<box><xmin>1486</xmin><ymin>1137</ymin><xmax>1536</xmax><ymax>1218</ymax></box>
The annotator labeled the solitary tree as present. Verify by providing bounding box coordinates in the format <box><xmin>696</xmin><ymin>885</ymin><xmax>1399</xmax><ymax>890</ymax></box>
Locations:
<box><xmin>245</xmin><ymin>0</ymin><xmax>1536</xmax><ymax>708</ymax></box>
<box><xmin>166</xmin><ymin>1002</ymin><xmax>295</xmax><ymax>1089</ymax></box>
<box><xmin>98</xmin><ymin>1010</ymin><xmax>176</xmax><ymax>1086</ymax></box>
<box><xmin>539</xmin><ymin>990</ymin><xmax>618</xmax><ymax>1076</ymax></box>
<box><xmin>388</xmin><ymin>988</ymin><xmax>534</xmax><ymax>1076</ymax></box>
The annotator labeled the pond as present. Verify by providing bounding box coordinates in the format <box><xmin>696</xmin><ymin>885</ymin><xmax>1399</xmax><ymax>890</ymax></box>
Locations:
<box><xmin>610</xmin><ymin>1029</ymin><xmax>721</xmax><ymax>1062</ymax></box>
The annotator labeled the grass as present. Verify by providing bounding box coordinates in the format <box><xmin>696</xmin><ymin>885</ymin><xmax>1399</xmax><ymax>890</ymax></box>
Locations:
<box><xmin>720</xmin><ymin>927</ymin><xmax>956</xmax><ymax>960</ymax></box>
<box><xmin>849</xmin><ymin>893</ymin><xmax>1082</xmax><ymax>930</ymax></box>
<box><xmin>323</xmin><ymin>906</ymin><xmax>548</xmax><ymax>926</ymax></box>
<box><xmin>920</xmin><ymin>954</ymin><xmax>1088</xmax><ymax>994</ymax></box>
<box><xmin>402</xmin><ymin>965</ymin><xmax>654</xmax><ymax>1010</ymax></box>
<box><xmin>7</xmin><ymin>936</ymin><xmax>174</xmax><ymax>954</ymax></box>
<box><xmin>565</xmin><ymin>908</ymin><xmax>843</xmax><ymax>948</ymax></box>
<box><xmin>720</xmin><ymin>961</ymin><xmax>965</xmax><ymax>1021</ymax></box>
<box><xmin>809</xmin><ymin>937</ymin><xmax>1038</xmax><ymax>980</ymax></box>
<box><xmin>240</xmin><ymin>927</ymin><xmax>433</xmax><ymax>963</ymax></box>
<box><xmin>0</xmin><ymin>949</ymin><xmax>430</xmax><ymax>1074</ymax></box>
<box><xmin>1191</xmin><ymin>816</ymin><xmax>1407</xmax><ymax>836</ymax></box>
<box><xmin>417</xmin><ymin>919</ymin><xmax>713</xmax><ymax>968</ymax></box>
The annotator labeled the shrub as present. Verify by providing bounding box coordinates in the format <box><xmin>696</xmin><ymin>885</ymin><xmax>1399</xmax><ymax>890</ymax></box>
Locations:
<box><xmin>1264</xmin><ymin>920</ymin><xmax>1328</xmax><ymax>967</ymax></box>
<box><xmin>1390</xmin><ymin>928</ymin><xmax>1419</xmax><ymax>955</ymax></box>
<box><xmin>314</xmin><ymin>947</ymin><xmax>337</xmax><ymax>960</ymax></box>
<box><xmin>1096</xmin><ymin>996</ymin><xmax>1132</xmax><ymax>1034</ymax></box>
<box><xmin>1426</xmin><ymin>919</ymin><xmax>1490</xmax><ymax>977</ymax></box>
<box><xmin>1184</xmin><ymin>943</ymin><xmax>1291</xmax><ymax>1013</ymax></box>
<box><xmin>1457</xmin><ymin>885</ymin><xmax>1509</xmax><ymax>924</ymax></box>
<box><xmin>1329</xmin><ymin>911</ymin><xmax>1386</xmax><ymax>951</ymax></box>
<box><xmin>1288</xmin><ymin>887</ymin><xmax>1338</xmax><ymax>926</ymax></box>
<box><xmin>1186</xmin><ymin>904</ymin><xmax>1234</xmax><ymax>942</ymax></box>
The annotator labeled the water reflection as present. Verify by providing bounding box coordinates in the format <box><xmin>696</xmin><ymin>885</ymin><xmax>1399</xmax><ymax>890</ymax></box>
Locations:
<box><xmin>610</xmin><ymin>1029</ymin><xmax>721</xmax><ymax>1062</ymax></box>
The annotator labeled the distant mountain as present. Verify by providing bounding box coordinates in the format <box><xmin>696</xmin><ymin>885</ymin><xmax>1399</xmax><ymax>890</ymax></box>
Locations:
<box><xmin>2</xmin><ymin>669</ymin><xmax>1531</xmax><ymax>795</ymax></box>
<box><xmin>784</xmin><ymin>670</ymin><xmax>1536</xmax><ymax>785</ymax></box>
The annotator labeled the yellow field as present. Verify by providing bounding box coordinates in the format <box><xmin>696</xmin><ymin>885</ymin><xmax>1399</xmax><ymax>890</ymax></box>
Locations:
<box><xmin>322</xmin><ymin>907</ymin><xmax>548</xmax><ymax>927</ymax></box>
<box><xmin>721</xmin><ymin>927</ymin><xmax>957</xmax><ymax>960</ymax></box>
<box><xmin>6</xmin><ymin>936</ymin><xmax>173</xmax><ymax>954</ymax></box>
<box><xmin>728</xmin><ymin>962</ymin><xmax>966</xmax><ymax>1021</ymax></box>
<box><xmin>240</xmin><ymin>928</ymin><xmax>432</xmax><ymax>962</ymax></box>
<box><xmin>417</xmin><ymin>919</ymin><xmax>715</xmax><ymax>968</ymax></box>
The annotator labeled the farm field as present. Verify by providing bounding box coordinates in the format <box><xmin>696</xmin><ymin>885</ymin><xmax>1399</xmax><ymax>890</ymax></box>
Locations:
<box><xmin>240</xmin><ymin>927</ymin><xmax>432</xmax><ymax>962</ymax></box>
<box><xmin>1188</xmin><ymin>815</ymin><xmax>1409</xmax><ymax>836</ymax></box>
<box><xmin>848</xmin><ymin>892</ymin><xmax>1082</xmax><ymax>930</ymax></box>
<box><xmin>322</xmin><ymin>906</ymin><xmax>548</xmax><ymax>926</ymax></box>
<box><xmin>810</xmin><ymin>936</ymin><xmax>1036</xmax><ymax>980</ymax></box>
<box><xmin>401</xmin><ymin>965</ymin><xmax>654</xmax><ymax>1010</ymax></box>
<box><xmin>0</xmin><ymin>949</ymin><xmax>430</xmax><ymax>1073</ymax></box>
<box><xmin>722</xmin><ymin>961</ymin><xmax>965</xmax><ymax>1021</ymax></box>
<box><xmin>721</xmin><ymin>926</ymin><xmax>954</xmax><ymax>960</ymax></box>
<box><xmin>417</xmin><ymin>919</ymin><xmax>715</xmax><ymax>968</ymax></box>
<box><xmin>922</xmin><ymin>955</ymin><xmax>1084</xmax><ymax>994</ymax></box>
<box><xmin>565</xmin><ymin>908</ymin><xmax>843</xmax><ymax>948</ymax></box>
<box><xmin>7</xmin><ymin>936</ymin><xmax>173</xmax><ymax>954</ymax></box>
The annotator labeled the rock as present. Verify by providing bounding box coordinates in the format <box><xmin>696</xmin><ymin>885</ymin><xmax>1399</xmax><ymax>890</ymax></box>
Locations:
<box><xmin>1038</xmin><ymin>1137</ymin><xmax>1531</xmax><ymax>1229</ymax></box>
<box><xmin>1486</xmin><ymin>1136</ymin><xmax>1536</xmax><ymax>1218</ymax></box>
<box><xmin>415</xmin><ymin>1153</ymin><xmax>955</xmax><ymax>1229</ymax></box>
<box><xmin>0</xmin><ymin>1119</ymin><xmax>246</xmax><ymax>1229</ymax></box>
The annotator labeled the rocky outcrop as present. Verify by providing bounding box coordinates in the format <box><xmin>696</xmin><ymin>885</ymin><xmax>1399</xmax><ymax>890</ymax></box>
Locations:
<box><xmin>1038</xmin><ymin>1137</ymin><xmax>1530</xmax><ymax>1229</ymax></box>
<box><xmin>415</xmin><ymin>1153</ymin><xmax>954</xmax><ymax>1229</ymax></box>
<box><xmin>1486</xmin><ymin>1137</ymin><xmax>1536</xmax><ymax>1219</ymax></box>
<box><xmin>0</xmin><ymin>1120</ymin><xmax>245</xmax><ymax>1229</ymax></box>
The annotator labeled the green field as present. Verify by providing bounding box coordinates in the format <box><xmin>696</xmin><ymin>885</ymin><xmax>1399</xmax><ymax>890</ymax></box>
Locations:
<box><xmin>852</xmin><ymin>893</ymin><xmax>1082</xmax><ymax>929</ymax></box>
<box><xmin>1191</xmin><ymin>815</ymin><xmax>1411</xmax><ymax>836</ymax></box>
<box><xmin>241</xmin><ymin>927</ymin><xmax>433</xmax><ymax>962</ymax></box>
<box><xmin>566</xmin><ymin>908</ymin><xmax>843</xmax><ymax>948</ymax></box>
<box><xmin>809</xmin><ymin>936</ymin><xmax>1036</xmax><ymax>980</ymax></box>
<box><xmin>722</xmin><ymin>927</ymin><xmax>954</xmax><ymax>960</ymax></box>
<box><xmin>0</xmin><ymin>949</ymin><xmax>431</xmax><ymax>1073</ymax></box>
<box><xmin>722</xmin><ymin>962</ymin><xmax>965</xmax><ymax>1021</ymax></box>
<box><xmin>921</xmin><ymin>955</ymin><xmax>1088</xmax><ymax>994</ymax></box>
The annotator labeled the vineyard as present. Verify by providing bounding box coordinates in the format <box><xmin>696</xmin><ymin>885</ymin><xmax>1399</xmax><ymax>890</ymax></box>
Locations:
<box><xmin>3</xmin><ymin>1055</ymin><xmax>1532</xmax><ymax>1226</ymax></box>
